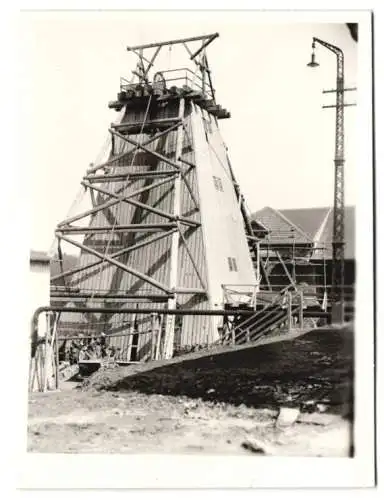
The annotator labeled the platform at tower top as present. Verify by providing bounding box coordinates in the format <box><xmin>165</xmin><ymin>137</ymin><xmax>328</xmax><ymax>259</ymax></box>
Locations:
<box><xmin>108</xmin><ymin>70</ymin><xmax>230</xmax><ymax>120</ymax></box>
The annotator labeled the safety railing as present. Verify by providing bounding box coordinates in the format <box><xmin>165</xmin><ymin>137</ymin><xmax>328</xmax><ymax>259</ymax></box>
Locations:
<box><xmin>120</xmin><ymin>67</ymin><xmax>214</xmax><ymax>100</ymax></box>
<box><xmin>258</xmin><ymin>283</ymin><xmax>355</xmax><ymax>307</ymax></box>
<box><xmin>222</xmin><ymin>284</ymin><xmax>259</xmax><ymax>310</ymax></box>
<box><xmin>232</xmin><ymin>287</ymin><xmax>304</xmax><ymax>345</ymax></box>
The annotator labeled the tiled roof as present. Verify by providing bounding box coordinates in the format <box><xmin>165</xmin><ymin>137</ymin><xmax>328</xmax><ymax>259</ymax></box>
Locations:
<box><xmin>279</xmin><ymin>207</ymin><xmax>330</xmax><ymax>240</ymax></box>
<box><xmin>252</xmin><ymin>206</ymin><xmax>312</xmax><ymax>245</ymax></box>
<box><xmin>252</xmin><ymin>206</ymin><xmax>355</xmax><ymax>259</ymax></box>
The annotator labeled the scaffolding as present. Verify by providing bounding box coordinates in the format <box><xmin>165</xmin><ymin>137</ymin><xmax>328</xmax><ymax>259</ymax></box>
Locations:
<box><xmin>255</xmin><ymin>228</ymin><xmax>354</xmax><ymax>318</ymax></box>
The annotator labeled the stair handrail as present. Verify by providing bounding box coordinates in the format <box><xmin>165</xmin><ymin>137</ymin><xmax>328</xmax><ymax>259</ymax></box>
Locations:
<box><xmin>235</xmin><ymin>308</ymin><xmax>287</xmax><ymax>343</ymax></box>
<box><xmin>233</xmin><ymin>284</ymin><xmax>293</xmax><ymax>334</ymax></box>
<box><xmin>234</xmin><ymin>288</ymin><xmax>303</xmax><ymax>344</ymax></box>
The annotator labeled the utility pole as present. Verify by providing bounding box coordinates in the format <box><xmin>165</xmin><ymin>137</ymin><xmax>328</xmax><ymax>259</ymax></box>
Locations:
<box><xmin>307</xmin><ymin>37</ymin><xmax>346</xmax><ymax>322</ymax></box>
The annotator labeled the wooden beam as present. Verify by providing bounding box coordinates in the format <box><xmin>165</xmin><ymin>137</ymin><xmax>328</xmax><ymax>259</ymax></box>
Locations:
<box><xmin>173</xmin><ymin>288</ymin><xmax>207</xmax><ymax>294</ymax></box>
<box><xmin>58</xmin><ymin>175</ymin><xmax>177</xmax><ymax>227</ymax></box>
<box><xmin>275</xmin><ymin>250</ymin><xmax>298</xmax><ymax>291</ymax></box>
<box><xmin>189</xmin><ymin>33</ymin><xmax>219</xmax><ymax>60</ymax></box>
<box><xmin>57</xmin><ymin>233</ymin><xmax>172</xmax><ymax>294</ymax></box>
<box><xmin>178</xmin><ymin>157</ymin><xmax>196</xmax><ymax>169</ymax></box>
<box><xmin>51</xmin><ymin>292</ymin><xmax>170</xmax><ymax>301</ymax></box>
<box><xmin>183</xmin><ymin>42</ymin><xmax>194</xmax><ymax>57</ymax></box>
<box><xmin>164</xmin><ymin>98</ymin><xmax>185</xmax><ymax>359</ymax></box>
<box><xmin>57</xmin><ymin>223</ymin><xmax>177</xmax><ymax>234</ymax></box>
<box><xmin>87</xmin><ymin>122</ymin><xmax>181</xmax><ymax>175</ymax></box>
<box><xmin>143</xmin><ymin>46</ymin><xmax>162</xmax><ymax>78</ymax></box>
<box><xmin>110</xmin><ymin>128</ymin><xmax>182</xmax><ymax>172</ymax></box>
<box><xmin>51</xmin><ymin>229</ymin><xmax>176</xmax><ymax>282</ymax></box>
<box><xmin>127</xmin><ymin>33</ymin><xmax>219</xmax><ymax>52</ymax></box>
<box><xmin>111</xmin><ymin>117</ymin><xmax>181</xmax><ymax>134</ymax></box>
<box><xmin>127</xmin><ymin>49</ymin><xmax>152</xmax><ymax>65</ymax></box>
<box><xmin>260</xmin><ymin>259</ymin><xmax>272</xmax><ymax>291</ymax></box>
<box><xmin>81</xmin><ymin>178</ymin><xmax>201</xmax><ymax>227</ymax></box>
<box><xmin>180</xmin><ymin>168</ymin><xmax>199</xmax><ymax>209</ymax></box>
<box><xmin>177</xmin><ymin>222</ymin><xmax>206</xmax><ymax>290</ymax></box>
<box><xmin>84</xmin><ymin>171</ymin><xmax>178</xmax><ymax>182</ymax></box>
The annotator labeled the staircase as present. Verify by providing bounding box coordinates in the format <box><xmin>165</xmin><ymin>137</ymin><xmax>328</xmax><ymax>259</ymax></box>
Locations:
<box><xmin>230</xmin><ymin>288</ymin><xmax>303</xmax><ymax>345</ymax></box>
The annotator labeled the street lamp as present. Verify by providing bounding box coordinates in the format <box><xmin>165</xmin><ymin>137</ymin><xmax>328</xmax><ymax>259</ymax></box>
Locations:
<box><xmin>307</xmin><ymin>41</ymin><xmax>319</xmax><ymax>68</ymax></box>
<box><xmin>307</xmin><ymin>37</ymin><xmax>345</xmax><ymax>323</ymax></box>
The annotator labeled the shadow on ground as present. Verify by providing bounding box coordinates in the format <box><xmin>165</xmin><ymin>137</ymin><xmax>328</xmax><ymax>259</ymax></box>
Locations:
<box><xmin>85</xmin><ymin>326</ymin><xmax>354</xmax><ymax>416</ymax></box>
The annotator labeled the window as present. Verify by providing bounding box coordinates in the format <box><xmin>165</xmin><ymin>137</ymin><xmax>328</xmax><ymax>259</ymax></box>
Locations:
<box><xmin>213</xmin><ymin>176</ymin><xmax>224</xmax><ymax>192</ymax></box>
<box><xmin>227</xmin><ymin>257</ymin><xmax>238</xmax><ymax>272</ymax></box>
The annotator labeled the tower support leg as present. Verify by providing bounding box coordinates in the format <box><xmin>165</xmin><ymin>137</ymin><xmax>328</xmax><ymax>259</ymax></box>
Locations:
<box><xmin>163</xmin><ymin>98</ymin><xmax>185</xmax><ymax>359</ymax></box>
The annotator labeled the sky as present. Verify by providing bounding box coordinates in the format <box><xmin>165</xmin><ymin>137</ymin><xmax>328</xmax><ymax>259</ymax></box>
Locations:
<box><xmin>18</xmin><ymin>11</ymin><xmax>358</xmax><ymax>252</ymax></box>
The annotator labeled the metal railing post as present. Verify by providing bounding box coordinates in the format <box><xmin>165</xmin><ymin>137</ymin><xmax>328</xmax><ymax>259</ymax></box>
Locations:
<box><xmin>43</xmin><ymin>312</ymin><xmax>50</xmax><ymax>392</ymax></box>
<box><xmin>155</xmin><ymin>315</ymin><xmax>162</xmax><ymax>360</ymax></box>
<box><xmin>52</xmin><ymin>313</ymin><xmax>60</xmax><ymax>390</ymax></box>
<box><xmin>287</xmin><ymin>292</ymin><xmax>292</xmax><ymax>332</ymax></box>
<box><xmin>150</xmin><ymin>313</ymin><xmax>157</xmax><ymax>360</ymax></box>
<box><xmin>299</xmin><ymin>291</ymin><xmax>304</xmax><ymax>329</ymax></box>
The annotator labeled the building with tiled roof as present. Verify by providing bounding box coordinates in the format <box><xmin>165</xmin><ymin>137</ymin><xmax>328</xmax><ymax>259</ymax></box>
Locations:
<box><xmin>252</xmin><ymin>206</ymin><xmax>313</xmax><ymax>245</ymax></box>
<box><xmin>252</xmin><ymin>206</ymin><xmax>355</xmax><ymax>259</ymax></box>
<box><xmin>251</xmin><ymin>206</ymin><xmax>355</xmax><ymax>294</ymax></box>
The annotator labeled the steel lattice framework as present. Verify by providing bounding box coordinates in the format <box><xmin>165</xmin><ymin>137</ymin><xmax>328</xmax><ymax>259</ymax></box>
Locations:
<box><xmin>312</xmin><ymin>37</ymin><xmax>345</xmax><ymax>308</ymax></box>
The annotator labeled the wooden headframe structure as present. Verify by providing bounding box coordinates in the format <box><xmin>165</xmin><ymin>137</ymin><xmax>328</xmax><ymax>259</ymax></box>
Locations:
<box><xmin>51</xmin><ymin>33</ymin><xmax>258</xmax><ymax>360</ymax></box>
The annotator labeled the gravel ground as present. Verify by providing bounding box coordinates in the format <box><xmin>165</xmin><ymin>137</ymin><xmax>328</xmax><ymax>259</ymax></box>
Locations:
<box><xmin>27</xmin><ymin>325</ymin><xmax>353</xmax><ymax>456</ymax></box>
<box><xmin>28</xmin><ymin>389</ymin><xmax>351</xmax><ymax>456</ymax></box>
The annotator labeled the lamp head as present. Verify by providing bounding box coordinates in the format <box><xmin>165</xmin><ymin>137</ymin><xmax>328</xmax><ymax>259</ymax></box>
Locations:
<box><xmin>307</xmin><ymin>41</ymin><xmax>319</xmax><ymax>68</ymax></box>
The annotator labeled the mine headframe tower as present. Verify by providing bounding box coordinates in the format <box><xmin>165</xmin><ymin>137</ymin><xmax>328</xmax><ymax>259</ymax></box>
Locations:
<box><xmin>51</xmin><ymin>33</ymin><xmax>259</xmax><ymax>360</ymax></box>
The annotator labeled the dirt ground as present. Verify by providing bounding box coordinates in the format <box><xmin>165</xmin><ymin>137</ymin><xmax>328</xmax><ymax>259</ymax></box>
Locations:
<box><xmin>27</xmin><ymin>325</ymin><xmax>353</xmax><ymax>456</ymax></box>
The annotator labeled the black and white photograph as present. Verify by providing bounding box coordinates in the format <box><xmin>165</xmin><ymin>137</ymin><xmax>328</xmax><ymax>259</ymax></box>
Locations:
<box><xmin>9</xmin><ymin>4</ymin><xmax>376</xmax><ymax>490</ymax></box>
